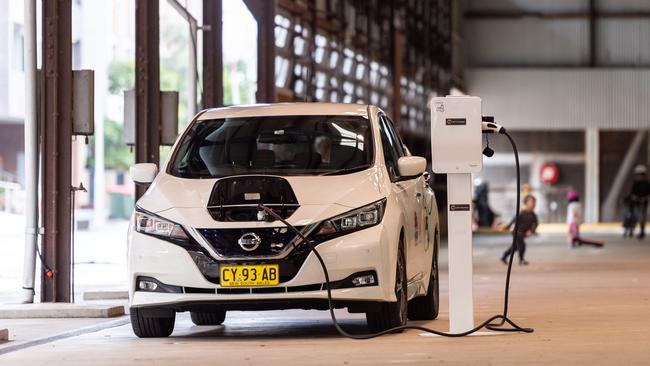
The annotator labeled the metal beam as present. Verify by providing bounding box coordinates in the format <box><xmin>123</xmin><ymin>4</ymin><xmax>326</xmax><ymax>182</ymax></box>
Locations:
<box><xmin>135</xmin><ymin>0</ymin><xmax>160</xmax><ymax>199</ymax></box>
<box><xmin>168</xmin><ymin>0</ymin><xmax>199</xmax><ymax>116</ymax></box>
<box><xmin>41</xmin><ymin>0</ymin><xmax>73</xmax><ymax>302</ymax></box>
<box><xmin>589</xmin><ymin>0</ymin><xmax>596</xmax><ymax>67</ymax></box>
<box><xmin>307</xmin><ymin>0</ymin><xmax>317</xmax><ymax>102</ymax></box>
<box><xmin>243</xmin><ymin>0</ymin><xmax>276</xmax><ymax>103</ymax></box>
<box><xmin>391</xmin><ymin>4</ymin><xmax>403</xmax><ymax>128</ymax></box>
<box><xmin>450</xmin><ymin>0</ymin><xmax>464</xmax><ymax>90</ymax></box>
<box><xmin>202</xmin><ymin>0</ymin><xmax>223</xmax><ymax>108</ymax></box>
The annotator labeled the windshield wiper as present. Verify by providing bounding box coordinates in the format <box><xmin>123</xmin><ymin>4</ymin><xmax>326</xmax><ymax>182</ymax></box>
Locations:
<box><xmin>319</xmin><ymin>164</ymin><xmax>371</xmax><ymax>176</ymax></box>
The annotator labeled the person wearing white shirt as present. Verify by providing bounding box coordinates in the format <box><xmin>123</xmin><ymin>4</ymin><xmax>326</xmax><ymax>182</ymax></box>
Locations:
<box><xmin>567</xmin><ymin>191</ymin><xmax>603</xmax><ymax>248</ymax></box>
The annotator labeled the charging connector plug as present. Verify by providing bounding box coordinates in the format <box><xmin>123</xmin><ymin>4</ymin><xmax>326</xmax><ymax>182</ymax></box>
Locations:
<box><xmin>482</xmin><ymin>116</ymin><xmax>506</xmax><ymax>134</ymax></box>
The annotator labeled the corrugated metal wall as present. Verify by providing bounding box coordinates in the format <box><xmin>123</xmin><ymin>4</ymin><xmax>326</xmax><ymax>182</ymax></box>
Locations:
<box><xmin>462</xmin><ymin>0</ymin><xmax>650</xmax><ymax>223</ymax></box>
<box><xmin>598</xmin><ymin>19</ymin><xmax>650</xmax><ymax>65</ymax></box>
<box><xmin>465</xmin><ymin>0</ymin><xmax>650</xmax><ymax>129</ymax></box>
<box><xmin>465</xmin><ymin>0</ymin><xmax>650</xmax><ymax>67</ymax></box>
<box><xmin>466</xmin><ymin>19</ymin><xmax>589</xmax><ymax>66</ymax></box>
<box><xmin>599</xmin><ymin>0</ymin><xmax>650</xmax><ymax>12</ymax></box>
<box><xmin>468</xmin><ymin>68</ymin><xmax>650</xmax><ymax>130</ymax></box>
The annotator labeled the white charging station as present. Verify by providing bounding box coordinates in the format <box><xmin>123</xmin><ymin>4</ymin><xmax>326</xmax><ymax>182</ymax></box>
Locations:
<box><xmin>430</xmin><ymin>96</ymin><xmax>483</xmax><ymax>333</ymax></box>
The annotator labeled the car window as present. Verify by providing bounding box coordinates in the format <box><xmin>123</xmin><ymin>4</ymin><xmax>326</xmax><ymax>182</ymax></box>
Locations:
<box><xmin>378</xmin><ymin>114</ymin><xmax>401</xmax><ymax>180</ymax></box>
<box><xmin>384</xmin><ymin>116</ymin><xmax>405</xmax><ymax>157</ymax></box>
<box><xmin>169</xmin><ymin>115</ymin><xmax>373</xmax><ymax>178</ymax></box>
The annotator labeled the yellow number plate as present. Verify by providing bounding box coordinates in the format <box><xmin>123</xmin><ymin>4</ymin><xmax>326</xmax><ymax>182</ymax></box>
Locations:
<box><xmin>219</xmin><ymin>264</ymin><xmax>279</xmax><ymax>287</ymax></box>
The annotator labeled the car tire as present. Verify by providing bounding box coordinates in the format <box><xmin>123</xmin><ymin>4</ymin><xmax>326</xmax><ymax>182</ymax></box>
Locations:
<box><xmin>130</xmin><ymin>307</ymin><xmax>176</xmax><ymax>338</ymax></box>
<box><xmin>407</xmin><ymin>244</ymin><xmax>439</xmax><ymax>320</ymax></box>
<box><xmin>366</xmin><ymin>243</ymin><xmax>408</xmax><ymax>333</ymax></box>
<box><xmin>190</xmin><ymin>310</ymin><xmax>226</xmax><ymax>326</ymax></box>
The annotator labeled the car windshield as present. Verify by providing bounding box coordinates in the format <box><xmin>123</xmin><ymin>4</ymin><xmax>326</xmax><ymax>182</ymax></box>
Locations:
<box><xmin>169</xmin><ymin>115</ymin><xmax>373</xmax><ymax>178</ymax></box>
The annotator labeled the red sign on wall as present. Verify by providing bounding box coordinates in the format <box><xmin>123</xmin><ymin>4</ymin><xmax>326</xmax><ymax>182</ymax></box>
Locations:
<box><xmin>540</xmin><ymin>163</ymin><xmax>560</xmax><ymax>185</ymax></box>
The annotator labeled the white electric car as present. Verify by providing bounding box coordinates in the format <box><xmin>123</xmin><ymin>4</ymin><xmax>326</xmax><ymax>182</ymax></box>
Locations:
<box><xmin>128</xmin><ymin>103</ymin><xmax>440</xmax><ymax>337</ymax></box>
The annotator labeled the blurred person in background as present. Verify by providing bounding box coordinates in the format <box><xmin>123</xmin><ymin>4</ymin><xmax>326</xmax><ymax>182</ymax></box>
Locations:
<box><xmin>567</xmin><ymin>190</ymin><xmax>603</xmax><ymax>248</ymax></box>
<box><xmin>501</xmin><ymin>195</ymin><xmax>538</xmax><ymax>266</ymax></box>
<box><xmin>628</xmin><ymin>165</ymin><xmax>650</xmax><ymax>239</ymax></box>
<box><xmin>473</xmin><ymin>180</ymin><xmax>497</xmax><ymax>228</ymax></box>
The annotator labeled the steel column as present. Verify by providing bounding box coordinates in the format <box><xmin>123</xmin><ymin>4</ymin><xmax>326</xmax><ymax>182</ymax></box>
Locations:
<box><xmin>244</xmin><ymin>0</ymin><xmax>276</xmax><ymax>103</ymax></box>
<box><xmin>202</xmin><ymin>0</ymin><xmax>223</xmax><ymax>108</ymax></box>
<box><xmin>135</xmin><ymin>0</ymin><xmax>160</xmax><ymax>199</ymax></box>
<box><xmin>22</xmin><ymin>0</ymin><xmax>38</xmax><ymax>304</ymax></box>
<box><xmin>391</xmin><ymin>5</ymin><xmax>403</xmax><ymax>128</ymax></box>
<box><xmin>41</xmin><ymin>0</ymin><xmax>73</xmax><ymax>302</ymax></box>
<box><xmin>585</xmin><ymin>128</ymin><xmax>600</xmax><ymax>223</ymax></box>
<box><xmin>167</xmin><ymin>0</ymin><xmax>199</xmax><ymax>116</ymax></box>
<box><xmin>589</xmin><ymin>0</ymin><xmax>596</xmax><ymax>67</ymax></box>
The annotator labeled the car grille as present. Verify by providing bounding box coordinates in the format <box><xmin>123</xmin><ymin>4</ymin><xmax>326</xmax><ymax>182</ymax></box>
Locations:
<box><xmin>197</xmin><ymin>227</ymin><xmax>306</xmax><ymax>258</ymax></box>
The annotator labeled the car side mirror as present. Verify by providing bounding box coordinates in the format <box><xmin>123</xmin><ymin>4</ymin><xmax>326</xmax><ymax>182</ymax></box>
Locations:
<box><xmin>397</xmin><ymin>156</ymin><xmax>426</xmax><ymax>178</ymax></box>
<box><xmin>129</xmin><ymin>163</ymin><xmax>158</xmax><ymax>184</ymax></box>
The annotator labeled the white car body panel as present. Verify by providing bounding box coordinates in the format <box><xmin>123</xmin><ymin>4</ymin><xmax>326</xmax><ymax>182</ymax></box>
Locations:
<box><xmin>128</xmin><ymin>103</ymin><xmax>439</xmax><ymax>312</ymax></box>
<box><xmin>197</xmin><ymin>103</ymin><xmax>370</xmax><ymax>121</ymax></box>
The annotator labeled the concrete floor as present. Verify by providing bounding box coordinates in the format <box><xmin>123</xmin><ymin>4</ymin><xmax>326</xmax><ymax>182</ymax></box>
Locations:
<box><xmin>1</xmin><ymin>232</ymin><xmax>650</xmax><ymax>365</ymax></box>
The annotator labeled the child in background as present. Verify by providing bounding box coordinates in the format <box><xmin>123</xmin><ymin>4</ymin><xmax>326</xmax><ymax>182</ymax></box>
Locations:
<box><xmin>501</xmin><ymin>195</ymin><xmax>538</xmax><ymax>266</ymax></box>
<box><xmin>567</xmin><ymin>190</ymin><xmax>604</xmax><ymax>248</ymax></box>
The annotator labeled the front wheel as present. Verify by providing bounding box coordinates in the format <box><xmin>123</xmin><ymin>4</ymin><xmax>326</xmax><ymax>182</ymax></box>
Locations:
<box><xmin>366</xmin><ymin>244</ymin><xmax>408</xmax><ymax>332</ymax></box>
<box><xmin>130</xmin><ymin>307</ymin><xmax>176</xmax><ymax>338</ymax></box>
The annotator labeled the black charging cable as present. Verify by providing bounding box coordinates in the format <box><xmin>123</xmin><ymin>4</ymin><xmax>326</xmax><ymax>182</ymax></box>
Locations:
<box><xmin>258</xmin><ymin>130</ymin><xmax>532</xmax><ymax>339</ymax></box>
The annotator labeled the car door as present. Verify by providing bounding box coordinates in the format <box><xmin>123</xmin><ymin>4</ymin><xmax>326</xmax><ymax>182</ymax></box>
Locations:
<box><xmin>399</xmin><ymin>133</ymin><xmax>433</xmax><ymax>261</ymax></box>
<box><xmin>377</xmin><ymin>114</ymin><xmax>423</xmax><ymax>284</ymax></box>
<box><xmin>394</xmin><ymin>128</ymin><xmax>428</xmax><ymax>253</ymax></box>
<box><xmin>386</xmin><ymin>117</ymin><xmax>431</xmax><ymax>276</ymax></box>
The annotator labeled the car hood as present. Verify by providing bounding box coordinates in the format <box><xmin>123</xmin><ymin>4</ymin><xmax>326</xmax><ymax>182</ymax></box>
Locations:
<box><xmin>137</xmin><ymin>167</ymin><xmax>386</xmax><ymax>227</ymax></box>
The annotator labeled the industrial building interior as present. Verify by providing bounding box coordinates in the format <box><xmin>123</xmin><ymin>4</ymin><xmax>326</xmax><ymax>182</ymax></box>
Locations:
<box><xmin>1</xmin><ymin>0</ymin><xmax>650</xmax><ymax>364</ymax></box>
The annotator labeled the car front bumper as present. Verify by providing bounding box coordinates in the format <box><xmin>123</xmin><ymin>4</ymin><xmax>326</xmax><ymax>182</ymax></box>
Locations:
<box><xmin>128</xmin><ymin>224</ymin><xmax>396</xmax><ymax>309</ymax></box>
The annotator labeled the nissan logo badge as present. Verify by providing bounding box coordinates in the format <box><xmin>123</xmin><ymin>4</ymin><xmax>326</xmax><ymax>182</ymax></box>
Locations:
<box><xmin>238</xmin><ymin>232</ymin><xmax>262</xmax><ymax>252</ymax></box>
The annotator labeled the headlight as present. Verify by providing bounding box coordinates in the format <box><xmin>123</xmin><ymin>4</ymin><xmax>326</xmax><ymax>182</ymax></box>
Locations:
<box><xmin>134</xmin><ymin>208</ymin><xmax>191</xmax><ymax>243</ymax></box>
<box><xmin>314</xmin><ymin>198</ymin><xmax>387</xmax><ymax>237</ymax></box>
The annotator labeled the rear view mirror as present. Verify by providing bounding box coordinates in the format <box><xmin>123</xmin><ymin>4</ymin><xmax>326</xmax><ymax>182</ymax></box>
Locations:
<box><xmin>397</xmin><ymin>156</ymin><xmax>426</xmax><ymax>178</ymax></box>
<box><xmin>130</xmin><ymin>163</ymin><xmax>158</xmax><ymax>184</ymax></box>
